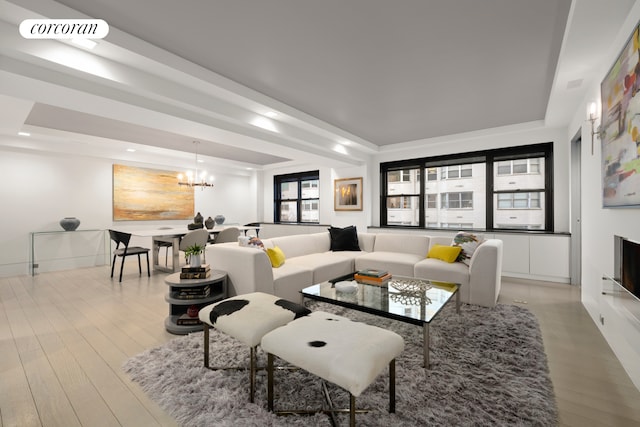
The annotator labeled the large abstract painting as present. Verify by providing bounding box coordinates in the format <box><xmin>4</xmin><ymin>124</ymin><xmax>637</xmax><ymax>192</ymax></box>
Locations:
<box><xmin>113</xmin><ymin>164</ymin><xmax>194</xmax><ymax>220</ymax></box>
<box><xmin>601</xmin><ymin>22</ymin><xmax>640</xmax><ymax>207</ymax></box>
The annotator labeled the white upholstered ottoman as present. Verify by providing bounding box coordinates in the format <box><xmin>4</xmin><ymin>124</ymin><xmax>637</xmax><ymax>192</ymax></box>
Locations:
<box><xmin>261</xmin><ymin>311</ymin><xmax>405</xmax><ymax>426</ymax></box>
<box><xmin>198</xmin><ymin>292</ymin><xmax>311</xmax><ymax>402</ymax></box>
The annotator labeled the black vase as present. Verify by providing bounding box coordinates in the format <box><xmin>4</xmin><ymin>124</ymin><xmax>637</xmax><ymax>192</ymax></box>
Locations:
<box><xmin>194</xmin><ymin>212</ymin><xmax>203</xmax><ymax>224</ymax></box>
<box><xmin>205</xmin><ymin>216</ymin><xmax>215</xmax><ymax>229</ymax></box>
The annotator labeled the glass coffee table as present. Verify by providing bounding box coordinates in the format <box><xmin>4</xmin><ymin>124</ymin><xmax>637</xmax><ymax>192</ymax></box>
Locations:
<box><xmin>301</xmin><ymin>273</ymin><xmax>460</xmax><ymax>368</ymax></box>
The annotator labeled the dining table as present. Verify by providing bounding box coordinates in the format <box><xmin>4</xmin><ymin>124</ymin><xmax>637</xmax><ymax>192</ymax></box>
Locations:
<box><xmin>121</xmin><ymin>225</ymin><xmax>260</xmax><ymax>273</ymax></box>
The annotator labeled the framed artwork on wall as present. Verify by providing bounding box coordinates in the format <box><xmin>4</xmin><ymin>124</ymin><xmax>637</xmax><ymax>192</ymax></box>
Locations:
<box><xmin>113</xmin><ymin>164</ymin><xmax>194</xmax><ymax>220</ymax></box>
<box><xmin>334</xmin><ymin>177</ymin><xmax>363</xmax><ymax>211</ymax></box>
<box><xmin>600</xmin><ymin>21</ymin><xmax>640</xmax><ymax>208</ymax></box>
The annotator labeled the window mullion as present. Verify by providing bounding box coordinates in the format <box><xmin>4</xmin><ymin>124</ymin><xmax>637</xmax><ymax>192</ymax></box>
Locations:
<box><xmin>486</xmin><ymin>155</ymin><xmax>494</xmax><ymax>230</ymax></box>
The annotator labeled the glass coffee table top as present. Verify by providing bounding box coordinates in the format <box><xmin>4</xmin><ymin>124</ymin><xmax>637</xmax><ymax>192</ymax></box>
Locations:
<box><xmin>301</xmin><ymin>273</ymin><xmax>460</xmax><ymax>368</ymax></box>
<box><xmin>301</xmin><ymin>273</ymin><xmax>459</xmax><ymax>326</ymax></box>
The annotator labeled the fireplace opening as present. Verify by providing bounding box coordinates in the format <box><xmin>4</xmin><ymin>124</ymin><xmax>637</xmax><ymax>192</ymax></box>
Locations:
<box><xmin>614</xmin><ymin>235</ymin><xmax>640</xmax><ymax>301</ymax></box>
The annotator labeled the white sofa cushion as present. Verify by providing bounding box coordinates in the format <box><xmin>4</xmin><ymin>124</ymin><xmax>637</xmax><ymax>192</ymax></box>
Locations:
<box><xmin>428</xmin><ymin>236</ymin><xmax>453</xmax><ymax>248</ymax></box>
<box><xmin>357</xmin><ymin>232</ymin><xmax>376</xmax><ymax>252</ymax></box>
<box><xmin>270</xmin><ymin>232</ymin><xmax>330</xmax><ymax>258</ymax></box>
<box><xmin>331</xmin><ymin>250</ymin><xmax>367</xmax><ymax>262</ymax></box>
<box><xmin>272</xmin><ymin>264</ymin><xmax>314</xmax><ymax>303</ymax></box>
<box><xmin>286</xmin><ymin>252</ymin><xmax>354</xmax><ymax>284</ymax></box>
<box><xmin>355</xmin><ymin>251</ymin><xmax>425</xmax><ymax>277</ymax></box>
<box><xmin>414</xmin><ymin>258</ymin><xmax>470</xmax><ymax>286</ymax></box>
<box><xmin>373</xmin><ymin>233</ymin><xmax>430</xmax><ymax>256</ymax></box>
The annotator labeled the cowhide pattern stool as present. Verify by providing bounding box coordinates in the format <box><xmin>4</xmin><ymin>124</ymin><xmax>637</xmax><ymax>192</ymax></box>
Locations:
<box><xmin>261</xmin><ymin>311</ymin><xmax>405</xmax><ymax>426</ymax></box>
<box><xmin>198</xmin><ymin>292</ymin><xmax>311</xmax><ymax>402</ymax></box>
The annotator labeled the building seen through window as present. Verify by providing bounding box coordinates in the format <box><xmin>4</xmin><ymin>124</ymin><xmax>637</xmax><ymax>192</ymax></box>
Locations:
<box><xmin>381</xmin><ymin>143</ymin><xmax>552</xmax><ymax>231</ymax></box>
<box><xmin>274</xmin><ymin>171</ymin><xmax>319</xmax><ymax>223</ymax></box>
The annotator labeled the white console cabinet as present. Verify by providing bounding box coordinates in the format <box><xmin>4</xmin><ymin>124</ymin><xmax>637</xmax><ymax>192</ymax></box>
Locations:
<box><xmin>499</xmin><ymin>233</ymin><xmax>570</xmax><ymax>282</ymax></box>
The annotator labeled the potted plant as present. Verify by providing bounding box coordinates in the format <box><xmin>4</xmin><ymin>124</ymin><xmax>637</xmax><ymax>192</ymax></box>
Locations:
<box><xmin>184</xmin><ymin>243</ymin><xmax>204</xmax><ymax>267</ymax></box>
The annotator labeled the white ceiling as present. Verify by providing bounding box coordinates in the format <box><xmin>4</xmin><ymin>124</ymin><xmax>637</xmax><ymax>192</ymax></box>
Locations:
<box><xmin>0</xmin><ymin>0</ymin><xmax>636</xmax><ymax>170</ymax></box>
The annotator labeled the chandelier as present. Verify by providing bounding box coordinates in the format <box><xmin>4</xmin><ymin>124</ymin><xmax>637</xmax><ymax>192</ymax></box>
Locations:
<box><xmin>177</xmin><ymin>141</ymin><xmax>214</xmax><ymax>189</ymax></box>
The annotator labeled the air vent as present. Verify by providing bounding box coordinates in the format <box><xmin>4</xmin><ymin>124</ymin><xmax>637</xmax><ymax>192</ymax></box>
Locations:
<box><xmin>567</xmin><ymin>78</ymin><xmax>583</xmax><ymax>89</ymax></box>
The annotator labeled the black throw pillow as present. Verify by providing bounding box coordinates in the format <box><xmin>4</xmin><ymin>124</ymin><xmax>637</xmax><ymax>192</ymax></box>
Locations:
<box><xmin>328</xmin><ymin>225</ymin><xmax>361</xmax><ymax>251</ymax></box>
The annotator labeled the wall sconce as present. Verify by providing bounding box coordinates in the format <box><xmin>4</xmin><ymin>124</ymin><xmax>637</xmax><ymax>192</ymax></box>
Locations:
<box><xmin>587</xmin><ymin>101</ymin><xmax>602</xmax><ymax>155</ymax></box>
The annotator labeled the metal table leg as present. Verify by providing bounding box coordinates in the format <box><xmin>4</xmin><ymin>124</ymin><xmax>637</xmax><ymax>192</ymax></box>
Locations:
<box><xmin>152</xmin><ymin>235</ymin><xmax>182</xmax><ymax>272</ymax></box>
<box><xmin>423</xmin><ymin>323</ymin><xmax>430</xmax><ymax>369</ymax></box>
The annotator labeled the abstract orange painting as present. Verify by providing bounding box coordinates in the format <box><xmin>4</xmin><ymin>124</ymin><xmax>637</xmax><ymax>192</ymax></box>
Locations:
<box><xmin>113</xmin><ymin>164</ymin><xmax>194</xmax><ymax>220</ymax></box>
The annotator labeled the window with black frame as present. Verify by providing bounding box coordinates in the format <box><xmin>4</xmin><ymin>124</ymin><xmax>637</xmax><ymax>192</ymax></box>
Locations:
<box><xmin>380</xmin><ymin>143</ymin><xmax>553</xmax><ymax>231</ymax></box>
<box><xmin>274</xmin><ymin>171</ymin><xmax>320</xmax><ymax>223</ymax></box>
<box><xmin>491</xmin><ymin>150</ymin><xmax>548</xmax><ymax>230</ymax></box>
<box><xmin>384</xmin><ymin>166</ymin><xmax>420</xmax><ymax>225</ymax></box>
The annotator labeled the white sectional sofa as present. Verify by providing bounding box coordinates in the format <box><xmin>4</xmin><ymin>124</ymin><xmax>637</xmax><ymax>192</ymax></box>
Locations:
<box><xmin>207</xmin><ymin>231</ymin><xmax>503</xmax><ymax>307</ymax></box>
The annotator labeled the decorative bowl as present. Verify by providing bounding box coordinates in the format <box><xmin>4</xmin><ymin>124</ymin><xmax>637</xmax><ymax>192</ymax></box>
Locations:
<box><xmin>59</xmin><ymin>217</ymin><xmax>80</xmax><ymax>231</ymax></box>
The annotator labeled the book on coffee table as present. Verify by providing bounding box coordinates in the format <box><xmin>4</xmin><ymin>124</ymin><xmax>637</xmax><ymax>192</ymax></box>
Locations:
<box><xmin>354</xmin><ymin>272</ymin><xmax>392</xmax><ymax>285</ymax></box>
<box><xmin>356</xmin><ymin>268</ymin><xmax>389</xmax><ymax>278</ymax></box>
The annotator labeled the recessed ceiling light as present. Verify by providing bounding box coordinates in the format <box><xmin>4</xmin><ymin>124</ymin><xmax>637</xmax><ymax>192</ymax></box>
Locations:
<box><xmin>126</xmin><ymin>148</ymin><xmax>136</xmax><ymax>152</ymax></box>
<box><xmin>18</xmin><ymin>131</ymin><xmax>30</xmax><ymax>136</ymax></box>
<box><xmin>71</xmin><ymin>38</ymin><xmax>97</xmax><ymax>49</ymax></box>
<box><xmin>333</xmin><ymin>144</ymin><xmax>348</xmax><ymax>155</ymax></box>
<box><xmin>251</xmin><ymin>116</ymin><xmax>279</xmax><ymax>132</ymax></box>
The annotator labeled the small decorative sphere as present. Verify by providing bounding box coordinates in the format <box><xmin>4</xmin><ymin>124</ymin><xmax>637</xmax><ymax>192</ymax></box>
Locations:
<box><xmin>187</xmin><ymin>305</ymin><xmax>200</xmax><ymax>318</ymax></box>
<box><xmin>214</xmin><ymin>214</ymin><xmax>225</xmax><ymax>225</ymax></box>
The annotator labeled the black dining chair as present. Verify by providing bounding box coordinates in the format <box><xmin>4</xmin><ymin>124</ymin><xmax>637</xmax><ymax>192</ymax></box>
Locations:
<box><xmin>244</xmin><ymin>222</ymin><xmax>261</xmax><ymax>237</ymax></box>
<box><xmin>109</xmin><ymin>229</ymin><xmax>150</xmax><ymax>282</ymax></box>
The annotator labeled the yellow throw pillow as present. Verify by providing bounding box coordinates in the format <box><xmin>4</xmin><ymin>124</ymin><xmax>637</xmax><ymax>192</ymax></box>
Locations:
<box><xmin>266</xmin><ymin>246</ymin><xmax>286</xmax><ymax>268</ymax></box>
<box><xmin>427</xmin><ymin>244</ymin><xmax>462</xmax><ymax>263</ymax></box>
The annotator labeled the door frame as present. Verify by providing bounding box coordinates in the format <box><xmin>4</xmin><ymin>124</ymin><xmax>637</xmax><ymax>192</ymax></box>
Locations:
<box><xmin>570</xmin><ymin>128</ymin><xmax>582</xmax><ymax>286</ymax></box>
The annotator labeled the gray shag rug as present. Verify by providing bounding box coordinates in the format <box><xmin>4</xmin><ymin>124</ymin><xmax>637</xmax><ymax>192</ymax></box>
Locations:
<box><xmin>124</xmin><ymin>301</ymin><xmax>558</xmax><ymax>426</ymax></box>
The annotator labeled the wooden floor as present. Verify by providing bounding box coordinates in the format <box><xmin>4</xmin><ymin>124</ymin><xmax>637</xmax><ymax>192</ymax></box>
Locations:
<box><xmin>1</xmin><ymin>264</ymin><xmax>639</xmax><ymax>427</ymax></box>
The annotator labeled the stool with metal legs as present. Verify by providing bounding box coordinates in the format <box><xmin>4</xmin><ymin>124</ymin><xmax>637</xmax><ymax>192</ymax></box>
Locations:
<box><xmin>261</xmin><ymin>311</ymin><xmax>404</xmax><ymax>427</ymax></box>
<box><xmin>198</xmin><ymin>292</ymin><xmax>311</xmax><ymax>402</ymax></box>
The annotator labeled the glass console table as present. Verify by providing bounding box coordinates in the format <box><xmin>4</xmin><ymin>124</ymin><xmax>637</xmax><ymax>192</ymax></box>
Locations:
<box><xmin>30</xmin><ymin>229</ymin><xmax>110</xmax><ymax>276</ymax></box>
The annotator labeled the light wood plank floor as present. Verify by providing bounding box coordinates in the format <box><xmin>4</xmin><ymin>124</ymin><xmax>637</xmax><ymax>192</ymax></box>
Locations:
<box><xmin>1</xmin><ymin>264</ymin><xmax>639</xmax><ymax>427</ymax></box>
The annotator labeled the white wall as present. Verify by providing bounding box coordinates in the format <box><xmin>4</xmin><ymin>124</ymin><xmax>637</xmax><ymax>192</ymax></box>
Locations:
<box><xmin>568</xmin><ymin>2</ymin><xmax>640</xmax><ymax>390</ymax></box>
<box><xmin>0</xmin><ymin>146</ymin><xmax>256</xmax><ymax>277</ymax></box>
